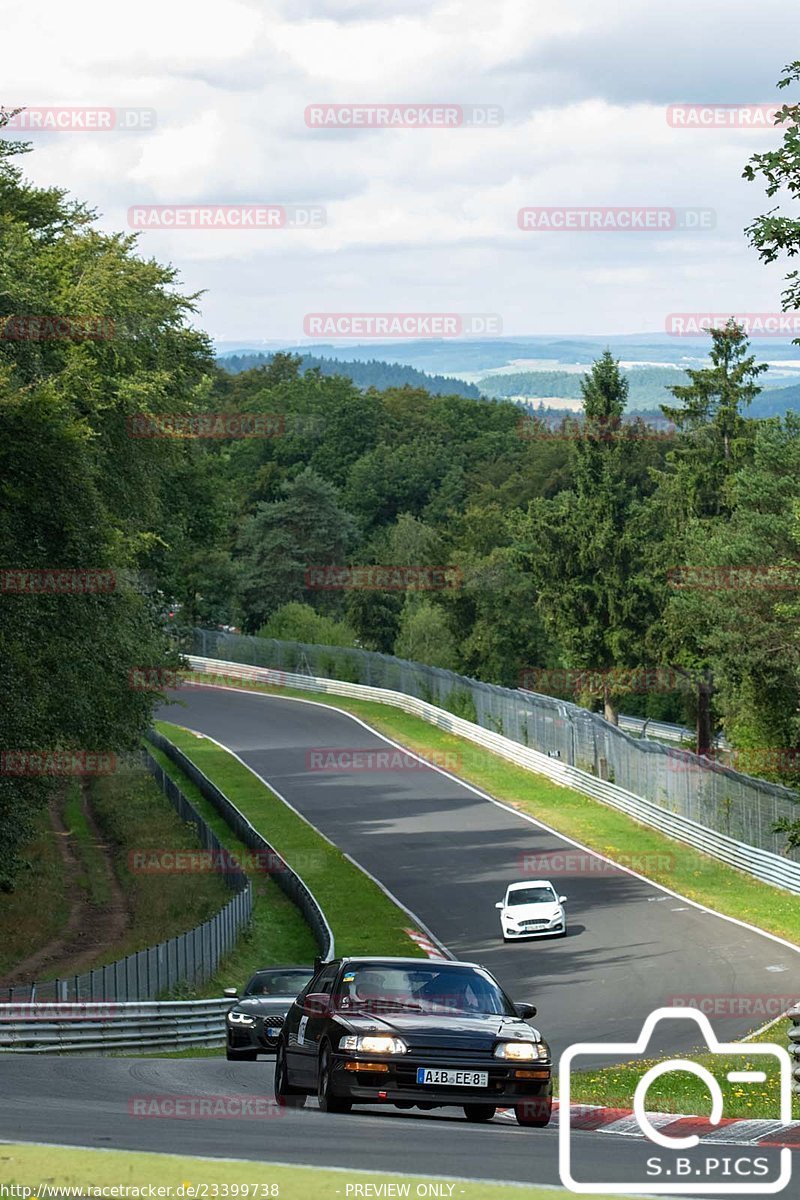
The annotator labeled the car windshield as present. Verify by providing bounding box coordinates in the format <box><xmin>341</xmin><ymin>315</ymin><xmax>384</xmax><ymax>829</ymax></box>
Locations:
<box><xmin>506</xmin><ymin>887</ymin><xmax>556</xmax><ymax>906</ymax></box>
<box><xmin>243</xmin><ymin>969</ymin><xmax>313</xmax><ymax>996</ymax></box>
<box><xmin>335</xmin><ymin>964</ymin><xmax>516</xmax><ymax>1016</ymax></box>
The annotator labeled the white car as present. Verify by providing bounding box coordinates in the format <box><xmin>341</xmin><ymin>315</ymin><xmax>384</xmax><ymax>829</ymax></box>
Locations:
<box><xmin>495</xmin><ymin>880</ymin><xmax>567</xmax><ymax>941</ymax></box>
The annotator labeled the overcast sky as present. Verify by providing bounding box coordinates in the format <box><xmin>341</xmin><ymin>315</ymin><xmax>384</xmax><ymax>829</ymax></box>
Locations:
<box><xmin>2</xmin><ymin>0</ymin><xmax>797</xmax><ymax>343</ymax></box>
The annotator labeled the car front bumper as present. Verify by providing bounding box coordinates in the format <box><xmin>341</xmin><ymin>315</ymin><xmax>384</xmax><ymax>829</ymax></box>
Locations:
<box><xmin>227</xmin><ymin>1019</ymin><xmax>284</xmax><ymax>1054</ymax></box>
<box><xmin>329</xmin><ymin>1053</ymin><xmax>552</xmax><ymax>1107</ymax></box>
<box><xmin>502</xmin><ymin>922</ymin><xmax>564</xmax><ymax>939</ymax></box>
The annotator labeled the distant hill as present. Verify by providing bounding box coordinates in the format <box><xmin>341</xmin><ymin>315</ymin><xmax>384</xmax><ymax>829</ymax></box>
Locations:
<box><xmin>749</xmin><ymin>382</ymin><xmax>800</xmax><ymax>417</ymax></box>
<box><xmin>217</xmin><ymin>351</ymin><xmax>481</xmax><ymax>398</ymax></box>
<box><xmin>479</xmin><ymin>366</ymin><xmax>690</xmax><ymax>410</ymax></box>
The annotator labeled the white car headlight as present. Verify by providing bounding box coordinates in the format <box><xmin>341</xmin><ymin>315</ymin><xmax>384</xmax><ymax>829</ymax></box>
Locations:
<box><xmin>494</xmin><ymin>1041</ymin><xmax>548</xmax><ymax>1061</ymax></box>
<box><xmin>227</xmin><ymin>1011</ymin><xmax>256</xmax><ymax>1026</ymax></box>
<box><xmin>339</xmin><ymin>1035</ymin><xmax>408</xmax><ymax>1055</ymax></box>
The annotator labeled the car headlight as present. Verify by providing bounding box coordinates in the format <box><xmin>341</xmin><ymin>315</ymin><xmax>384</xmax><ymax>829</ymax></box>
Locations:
<box><xmin>339</xmin><ymin>1035</ymin><xmax>408</xmax><ymax>1055</ymax></box>
<box><xmin>227</xmin><ymin>1011</ymin><xmax>256</xmax><ymax>1026</ymax></box>
<box><xmin>494</xmin><ymin>1041</ymin><xmax>548</xmax><ymax>1061</ymax></box>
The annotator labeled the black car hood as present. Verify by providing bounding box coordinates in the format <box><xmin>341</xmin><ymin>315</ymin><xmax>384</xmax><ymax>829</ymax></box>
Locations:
<box><xmin>337</xmin><ymin>1010</ymin><xmax>542</xmax><ymax>1048</ymax></box>
<box><xmin>233</xmin><ymin>997</ymin><xmax>292</xmax><ymax>1015</ymax></box>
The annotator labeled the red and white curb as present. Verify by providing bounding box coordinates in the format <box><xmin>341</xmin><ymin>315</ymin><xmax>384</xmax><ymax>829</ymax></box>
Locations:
<box><xmin>404</xmin><ymin>927</ymin><xmax>448</xmax><ymax>960</ymax></box>
<box><xmin>496</xmin><ymin>1101</ymin><xmax>800</xmax><ymax>1147</ymax></box>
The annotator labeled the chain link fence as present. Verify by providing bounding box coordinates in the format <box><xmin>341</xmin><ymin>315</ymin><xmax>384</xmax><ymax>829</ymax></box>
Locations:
<box><xmin>190</xmin><ymin>628</ymin><xmax>799</xmax><ymax>860</ymax></box>
<box><xmin>1</xmin><ymin>748</ymin><xmax>253</xmax><ymax>1003</ymax></box>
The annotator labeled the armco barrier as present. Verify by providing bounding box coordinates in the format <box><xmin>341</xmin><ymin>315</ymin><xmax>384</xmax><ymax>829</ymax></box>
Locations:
<box><xmin>0</xmin><ymin>999</ymin><xmax>232</xmax><ymax>1054</ymax></box>
<box><xmin>2</xmin><ymin>750</ymin><xmax>253</xmax><ymax>1004</ymax></box>
<box><xmin>147</xmin><ymin>728</ymin><xmax>334</xmax><ymax>960</ymax></box>
<box><xmin>185</xmin><ymin>655</ymin><xmax>800</xmax><ymax>895</ymax></box>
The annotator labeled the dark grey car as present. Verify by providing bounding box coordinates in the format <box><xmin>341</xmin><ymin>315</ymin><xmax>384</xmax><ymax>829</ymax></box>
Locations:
<box><xmin>225</xmin><ymin>966</ymin><xmax>314</xmax><ymax>1060</ymax></box>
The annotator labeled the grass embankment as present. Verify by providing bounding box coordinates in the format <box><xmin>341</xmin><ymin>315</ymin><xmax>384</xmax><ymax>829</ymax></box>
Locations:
<box><xmin>151</xmin><ymin>722</ymin><xmax>424</xmax><ymax>972</ymax></box>
<box><xmin>0</xmin><ymin>804</ymin><xmax>70</xmax><ymax>979</ymax></box>
<box><xmin>186</xmin><ymin>673</ymin><xmax>800</xmax><ymax>946</ymax></box>
<box><xmin>0</xmin><ymin>1143</ymin><xmax>639</xmax><ymax>1200</ymax></box>
<box><xmin>563</xmin><ymin>1017</ymin><xmax>798</xmax><ymax>1122</ymax></box>
<box><xmin>0</xmin><ymin>763</ymin><xmax>238</xmax><ymax>983</ymax></box>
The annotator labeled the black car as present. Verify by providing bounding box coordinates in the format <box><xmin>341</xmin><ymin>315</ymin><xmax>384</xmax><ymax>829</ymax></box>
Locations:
<box><xmin>274</xmin><ymin>956</ymin><xmax>552</xmax><ymax>1126</ymax></box>
<box><xmin>224</xmin><ymin>965</ymin><xmax>315</xmax><ymax>1060</ymax></box>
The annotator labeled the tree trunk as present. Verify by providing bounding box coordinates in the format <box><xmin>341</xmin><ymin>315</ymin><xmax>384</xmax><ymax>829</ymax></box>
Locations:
<box><xmin>603</xmin><ymin>684</ymin><xmax>619</xmax><ymax>726</ymax></box>
<box><xmin>696</xmin><ymin>678</ymin><xmax>713</xmax><ymax>757</ymax></box>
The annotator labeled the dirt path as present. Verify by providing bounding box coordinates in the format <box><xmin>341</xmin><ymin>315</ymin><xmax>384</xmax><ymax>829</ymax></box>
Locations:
<box><xmin>1</xmin><ymin>788</ymin><xmax>131</xmax><ymax>988</ymax></box>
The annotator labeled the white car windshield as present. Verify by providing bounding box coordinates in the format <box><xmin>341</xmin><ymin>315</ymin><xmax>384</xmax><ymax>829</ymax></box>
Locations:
<box><xmin>506</xmin><ymin>887</ymin><xmax>556</xmax><ymax>906</ymax></box>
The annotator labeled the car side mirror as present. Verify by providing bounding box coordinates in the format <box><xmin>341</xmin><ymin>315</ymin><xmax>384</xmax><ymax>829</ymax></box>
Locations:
<box><xmin>495</xmin><ymin>901</ymin><xmax>504</xmax><ymax>909</ymax></box>
<box><xmin>516</xmin><ymin>1002</ymin><xmax>537</xmax><ymax>1020</ymax></box>
<box><xmin>559</xmin><ymin>896</ymin><xmax>567</xmax><ymax>904</ymax></box>
<box><xmin>303</xmin><ymin>992</ymin><xmax>331</xmax><ymax>1017</ymax></box>
<box><xmin>223</xmin><ymin>987</ymin><xmax>238</xmax><ymax>998</ymax></box>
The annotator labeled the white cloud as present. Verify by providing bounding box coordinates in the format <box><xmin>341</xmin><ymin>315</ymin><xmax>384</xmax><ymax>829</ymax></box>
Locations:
<box><xmin>0</xmin><ymin>0</ymin><xmax>795</xmax><ymax>338</ymax></box>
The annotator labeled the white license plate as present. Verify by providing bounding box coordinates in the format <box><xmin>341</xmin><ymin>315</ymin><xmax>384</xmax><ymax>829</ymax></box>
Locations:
<box><xmin>266</xmin><ymin>1028</ymin><xmax>281</xmax><ymax>1038</ymax></box>
<box><xmin>416</xmin><ymin>1067</ymin><xmax>488</xmax><ymax>1087</ymax></box>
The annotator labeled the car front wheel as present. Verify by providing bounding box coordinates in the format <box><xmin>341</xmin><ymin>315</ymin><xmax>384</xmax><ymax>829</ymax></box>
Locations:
<box><xmin>515</xmin><ymin>1097</ymin><xmax>552</xmax><ymax>1127</ymax></box>
<box><xmin>317</xmin><ymin>1043</ymin><xmax>352</xmax><ymax>1114</ymax></box>
<box><xmin>274</xmin><ymin>1041</ymin><xmax>306</xmax><ymax>1108</ymax></box>
<box><xmin>463</xmin><ymin>1104</ymin><xmax>496</xmax><ymax>1122</ymax></box>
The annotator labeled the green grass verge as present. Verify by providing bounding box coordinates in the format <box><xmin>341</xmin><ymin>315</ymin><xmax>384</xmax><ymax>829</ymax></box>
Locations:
<box><xmin>563</xmin><ymin>1016</ymin><xmax>798</xmax><ymax>1122</ymax></box>
<box><xmin>0</xmin><ymin>803</ymin><xmax>70</xmax><ymax>979</ymax></box>
<box><xmin>183</xmin><ymin>674</ymin><xmax>799</xmax><ymax>947</ymax></box>
<box><xmin>63</xmin><ymin>783</ymin><xmax>112</xmax><ymax>907</ymax></box>
<box><xmin>144</xmin><ymin>739</ymin><xmax>318</xmax><ymax>996</ymax></box>
<box><xmin>0</xmin><ymin>1142</ymin><xmax>640</xmax><ymax>1200</ymax></box>
<box><xmin>153</xmin><ymin>721</ymin><xmax>424</xmax><ymax>963</ymax></box>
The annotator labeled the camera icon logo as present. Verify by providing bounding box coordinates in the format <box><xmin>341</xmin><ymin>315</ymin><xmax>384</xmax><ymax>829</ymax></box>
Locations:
<box><xmin>559</xmin><ymin>1007</ymin><xmax>793</xmax><ymax>1195</ymax></box>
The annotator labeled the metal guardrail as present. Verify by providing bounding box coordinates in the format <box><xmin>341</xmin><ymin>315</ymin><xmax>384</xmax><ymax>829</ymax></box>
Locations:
<box><xmin>147</xmin><ymin>729</ymin><xmax>334</xmax><ymax>961</ymax></box>
<box><xmin>190</xmin><ymin>629</ymin><xmax>798</xmax><ymax>863</ymax></box>
<box><xmin>186</xmin><ymin>654</ymin><xmax>800</xmax><ymax>896</ymax></box>
<box><xmin>610</xmin><ymin>713</ymin><xmax>728</xmax><ymax>750</ymax></box>
<box><xmin>0</xmin><ymin>999</ymin><xmax>232</xmax><ymax>1054</ymax></box>
<box><xmin>2</xmin><ymin>750</ymin><xmax>253</xmax><ymax>1004</ymax></box>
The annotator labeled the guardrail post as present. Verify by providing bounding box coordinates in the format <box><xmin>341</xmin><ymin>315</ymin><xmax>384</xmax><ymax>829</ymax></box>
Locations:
<box><xmin>789</xmin><ymin>1003</ymin><xmax>800</xmax><ymax>1095</ymax></box>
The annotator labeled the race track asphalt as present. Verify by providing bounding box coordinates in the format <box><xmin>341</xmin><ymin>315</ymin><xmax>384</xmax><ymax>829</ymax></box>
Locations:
<box><xmin>0</xmin><ymin>1055</ymin><xmax>791</xmax><ymax>1189</ymax></box>
<box><xmin>3</xmin><ymin>682</ymin><xmax>796</xmax><ymax>1190</ymax></box>
<box><xmin>154</xmin><ymin>683</ymin><xmax>798</xmax><ymax>1059</ymax></box>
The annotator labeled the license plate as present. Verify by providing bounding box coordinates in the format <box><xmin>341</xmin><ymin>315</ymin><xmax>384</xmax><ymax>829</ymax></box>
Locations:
<box><xmin>266</xmin><ymin>1028</ymin><xmax>281</xmax><ymax>1038</ymax></box>
<box><xmin>416</xmin><ymin>1067</ymin><xmax>488</xmax><ymax>1087</ymax></box>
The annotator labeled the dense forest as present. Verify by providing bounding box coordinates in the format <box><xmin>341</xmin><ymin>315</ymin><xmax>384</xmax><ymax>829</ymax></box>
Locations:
<box><xmin>3</xmin><ymin>78</ymin><xmax>800</xmax><ymax>890</ymax></box>
<box><xmin>220</xmin><ymin>351</ymin><xmax>481</xmax><ymax>398</ymax></box>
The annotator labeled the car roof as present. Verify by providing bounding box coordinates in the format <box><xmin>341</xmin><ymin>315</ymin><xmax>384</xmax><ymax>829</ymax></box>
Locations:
<box><xmin>332</xmin><ymin>956</ymin><xmax>481</xmax><ymax>969</ymax></box>
<box><xmin>247</xmin><ymin>965</ymin><xmax>314</xmax><ymax>976</ymax></box>
<box><xmin>506</xmin><ymin>880</ymin><xmax>555</xmax><ymax>891</ymax></box>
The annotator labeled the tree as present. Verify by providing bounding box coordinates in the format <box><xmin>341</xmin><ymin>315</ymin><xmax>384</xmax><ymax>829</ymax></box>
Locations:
<box><xmin>394</xmin><ymin>600</ymin><xmax>458</xmax><ymax>670</ymax></box>
<box><xmin>517</xmin><ymin>352</ymin><xmax>666</xmax><ymax>724</ymax></box>
<box><xmin>743</xmin><ymin>61</ymin><xmax>800</xmax><ymax>315</ymax></box>
<box><xmin>660</xmin><ymin>321</ymin><xmax>766</xmax><ymax>518</ymax></box>
<box><xmin>653</xmin><ymin>323</ymin><xmax>766</xmax><ymax>752</ymax></box>
<box><xmin>258</xmin><ymin>602</ymin><xmax>358</xmax><ymax>647</ymax></box>
<box><xmin>0</xmin><ymin>118</ymin><xmax>209</xmax><ymax>887</ymax></box>
<box><xmin>236</xmin><ymin>467</ymin><xmax>358</xmax><ymax>632</ymax></box>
